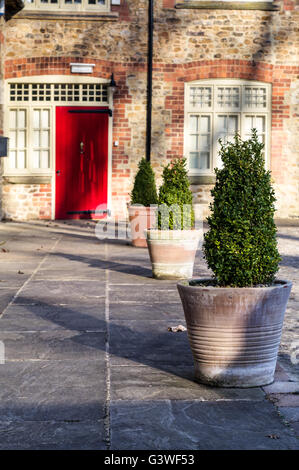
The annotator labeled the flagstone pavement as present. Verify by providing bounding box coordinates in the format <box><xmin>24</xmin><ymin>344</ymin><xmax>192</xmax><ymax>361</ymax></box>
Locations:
<box><xmin>0</xmin><ymin>219</ymin><xmax>298</xmax><ymax>450</ymax></box>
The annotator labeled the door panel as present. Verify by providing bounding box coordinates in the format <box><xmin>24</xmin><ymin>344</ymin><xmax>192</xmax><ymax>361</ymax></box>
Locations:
<box><xmin>55</xmin><ymin>106</ymin><xmax>109</xmax><ymax>219</ymax></box>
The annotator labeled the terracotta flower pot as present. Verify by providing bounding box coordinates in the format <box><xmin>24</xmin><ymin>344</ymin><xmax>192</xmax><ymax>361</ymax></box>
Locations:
<box><xmin>177</xmin><ymin>279</ymin><xmax>292</xmax><ymax>387</ymax></box>
<box><xmin>128</xmin><ymin>205</ymin><xmax>156</xmax><ymax>248</ymax></box>
<box><xmin>145</xmin><ymin>229</ymin><xmax>200</xmax><ymax>280</ymax></box>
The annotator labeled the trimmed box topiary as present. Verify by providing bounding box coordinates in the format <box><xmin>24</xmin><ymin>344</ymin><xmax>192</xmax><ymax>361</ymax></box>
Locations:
<box><xmin>203</xmin><ymin>130</ymin><xmax>281</xmax><ymax>287</ymax></box>
<box><xmin>128</xmin><ymin>158</ymin><xmax>158</xmax><ymax>248</ymax></box>
<box><xmin>177</xmin><ymin>130</ymin><xmax>292</xmax><ymax>387</ymax></box>
<box><xmin>145</xmin><ymin>158</ymin><xmax>200</xmax><ymax>279</ymax></box>
<box><xmin>130</xmin><ymin>158</ymin><xmax>158</xmax><ymax>207</ymax></box>
<box><xmin>158</xmin><ymin>157</ymin><xmax>195</xmax><ymax>230</ymax></box>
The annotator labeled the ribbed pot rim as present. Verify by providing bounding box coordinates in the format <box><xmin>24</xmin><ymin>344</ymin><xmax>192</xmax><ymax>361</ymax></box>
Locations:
<box><xmin>145</xmin><ymin>229</ymin><xmax>201</xmax><ymax>241</ymax></box>
<box><xmin>177</xmin><ymin>278</ymin><xmax>292</xmax><ymax>292</ymax></box>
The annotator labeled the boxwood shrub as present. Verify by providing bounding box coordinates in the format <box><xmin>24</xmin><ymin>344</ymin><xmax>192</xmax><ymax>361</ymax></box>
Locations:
<box><xmin>130</xmin><ymin>158</ymin><xmax>158</xmax><ymax>207</ymax></box>
<box><xmin>203</xmin><ymin>130</ymin><xmax>281</xmax><ymax>287</ymax></box>
<box><xmin>158</xmin><ymin>158</ymin><xmax>195</xmax><ymax>230</ymax></box>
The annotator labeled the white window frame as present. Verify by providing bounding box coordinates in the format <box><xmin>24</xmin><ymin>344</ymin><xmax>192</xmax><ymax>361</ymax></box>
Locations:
<box><xmin>184</xmin><ymin>79</ymin><xmax>271</xmax><ymax>176</ymax></box>
<box><xmin>23</xmin><ymin>0</ymin><xmax>110</xmax><ymax>12</ymax></box>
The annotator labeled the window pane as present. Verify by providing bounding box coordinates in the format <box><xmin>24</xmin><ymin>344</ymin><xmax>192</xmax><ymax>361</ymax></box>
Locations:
<box><xmin>189</xmin><ymin>115</ymin><xmax>198</xmax><ymax>132</ymax></box>
<box><xmin>199</xmin><ymin>115</ymin><xmax>210</xmax><ymax>133</ymax></box>
<box><xmin>190</xmin><ymin>152</ymin><xmax>199</xmax><ymax>169</ymax></box>
<box><xmin>228</xmin><ymin>116</ymin><xmax>237</xmax><ymax>132</ymax></box>
<box><xmin>9</xmin><ymin>151</ymin><xmax>17</xmax><ymax>169</ymax></box>
<box><xmin>244</xmin><ymin>115</ymin><xmax>266</xmax><ymax>145</ymax></box>
<box><xmin>33</xmin><ymin>130</ymin><xmax>40</xmax><ymax>147</ymax></box>
<box><xmin>18</xmin><ymin>110</ymin><xmax>26</xmax><ymax>128</ymax></box>
<box><xmin>18</xmin><ymin>151</ymin><xmax>26</xmax><ymax>169</ymax></box>
<box><xmin>33</xmin><ymin>110</ymin><xmax>40</xmax><ymax>128</ymax></box>
<box><xmin>245</xmin><ymin>87</ymin><xmax>267</xmax><ymax>109</ymax></box>
<box><xmin>9</xmin><ymin>110</ymin><xmax>17</xmax><ymax>129</ymax></box>
<box><xmin>190</xmin><ymin>134</ymin><xmax>198</xmax><ymax>151</ymax></box>
<box><xmin>216</xmin><ymin>114</ymin><xmax>238</xmax><ymax>141</ymax></box>
<box><xmin>217</xmin><ymin>87</ymin><xmax>240</xmax><ymax>108</ymax></box>
<box><xmin>41</xmin><ymin>109</ymin><xmax>50</xmax><ymax>127</ymax></box>
<box><xmin>198</xmin><ymin>134</ymin><xmax>209</xmax><ymax>151</ymax></box>
<box><xmin>18</xmin><ymin>130</ymin><xmax>26</xmax><ymax>149</ymax></box>
<box><xmin>41</xmin><ymin>130</ymin><xmax>49</xmax><ymax>147</ymax></box>
<box><xmin>9</xmin><ymin>130</ymin><xmax>16</xmax><ymax>148</ymax></box>
<box><xmin>189</xmin><ymin>87</ymin><xmax>212</xmax><ymax>108</ymax></box>
<box><xmin>199</xmin><ymin>152</ymin><xmax>209</xmax><ymax>170</ymax></box>
<box><xmin>40</xmin><ymin>151</ymin><xmax>50</xmax><ymax>169</ymax></box>
<box><xmin>33</xmin><ymin>151</ymin><xmax>40</xmax><ymax>169</ymax></box>
<box><xmin>256</xmin><ymin>116</ymin><xmax>265</xmax><ymax>133</ymax></box>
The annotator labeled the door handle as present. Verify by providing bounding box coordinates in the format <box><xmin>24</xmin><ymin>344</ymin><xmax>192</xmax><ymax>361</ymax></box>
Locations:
<box><xmin>80</xmin><ymin>142</ymin><xmax>84</xmax><ymax>154</ymax></box>
<box><xmin>56</xmin><ymin>170</ymin><xmax>61</xmax><ymax>175</ymax></box>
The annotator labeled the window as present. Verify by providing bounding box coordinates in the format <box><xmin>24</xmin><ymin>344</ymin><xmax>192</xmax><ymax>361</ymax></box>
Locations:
<box><xmin>8</xmin><ymin>107</ymin><xmax>51</xmax><ymax>172</ymax></box>
<box><xmin>185</xmin><ymin>80</ymin><xmax>271</xmax><ymax>175</ymax></box>
<box><xmin>24</xmin><ymin>0</ymin><xmax>109</xmax><ymax>12</ymax></box>
<box><xmin>9</xmin><ymin>82</ymin><xmax>108</xmax><ymax>103</ymax></box>
<box><xmin>5</xmin><ymin>78</ymin><xmax>109</xmax><ymax>174</ymax></box>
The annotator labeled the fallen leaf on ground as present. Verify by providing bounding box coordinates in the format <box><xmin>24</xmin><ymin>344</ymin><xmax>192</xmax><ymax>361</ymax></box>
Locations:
<box><xmin>168</xmin><ymin>325</ymin><xmax>187</xmax><ymax>333</ymax></box>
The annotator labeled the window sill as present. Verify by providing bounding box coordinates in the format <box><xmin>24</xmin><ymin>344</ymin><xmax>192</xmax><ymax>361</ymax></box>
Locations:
<box><xmin>12</xmin><ymin>10</ymin><xmax>119</xmax><ymax>21</ymax></box>
<box><xmin>3</xmin><ymin>175</ymin><xmax>52</xmax><ymax>184</ymax></box>
<box><xmin>189</xmin><ymin>175</ymin><xmax>216</xmax><ymax>185</ymax></box>
<box><xmin>175</xmin><ymin>2</ymin><xmax>280</xmax><ymax>11</ymax></box>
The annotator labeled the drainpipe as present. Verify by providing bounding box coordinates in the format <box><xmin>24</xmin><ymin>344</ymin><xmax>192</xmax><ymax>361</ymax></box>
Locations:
<box><xmin>146</xmin><ymin>0</ymin><xmax>153</xmax><ymax>162</ymax></box>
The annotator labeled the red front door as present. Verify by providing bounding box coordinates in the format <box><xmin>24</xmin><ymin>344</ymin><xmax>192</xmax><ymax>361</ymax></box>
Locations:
<box><xmin>55</xmin><ymin>106</ymin><xmax>109</xmax><ymax>219</ymax></box>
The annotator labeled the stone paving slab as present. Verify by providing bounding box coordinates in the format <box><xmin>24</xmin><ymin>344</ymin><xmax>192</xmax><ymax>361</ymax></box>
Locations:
<box><xmin>277</xmin><ymin>407</ymin><xmax>299</xmax><ymax>423</ymax></box>
<box><xmin>267</xmin><ymin>394</ymin><xmax>299</xmax><ymax>407</ymax></box>
<box><xmin>0</xmin><ymin>304</ymin><xmax>106</xmax><ymax>331</ymax></box>
<box><xmin>0</xmin><ymin>290</ymin><xmax>17</xmax><ymax>312</ymax></box>
<box><xmin>0</xmin><ymin>330</ymin><xmax>106</xmax><ymax>360</ymax></box>
<box><xmin>0</xmin><ymin>271</ymin><xmax>32</xmax><ymax>287</ymax></box>
<box><xmin>110</xmin><ymin>400</ymin><xmax>299</xmax><ymax>450</ymax></box>
<box><xmin>109</xmin><ymin>302</ymin><xmax>184</xmax><ymax>321</ymax></box>
<box><xmin>34</xmin><ymin>266</ymin><xmax>107</xmax><ymax>281</ymax></box>
<box><xmin>109</xmin><ymin>320</ymin><xmax>193</xmax><ymax>367</ymax></box>
<box><xmin>0</xmin><ymin>360</ymin><xmax>106</xmax><ymax>422</ymax></box>
<box><xmin>0</xmin><ymin>420</ymin><xmax>106</xmax><ymax>450</ymax></box>
<box><xmin>110</xmin><ymin>365</ymin><xmax>265</xmax><ymax>402</ymax></box>
<box><xmin>263</xmin><ymin>381</ymin><xmax>299</xmax><ymax>394</ymax></box>
<box><xmin>109</xmin><ymin>284</ymin><xmax>180</xmax><ymax>304</ymax></box>
<box><xmin>14</xmin><ymin>280</ymin><xmax>106</xmax><ymax>305</ymax></box>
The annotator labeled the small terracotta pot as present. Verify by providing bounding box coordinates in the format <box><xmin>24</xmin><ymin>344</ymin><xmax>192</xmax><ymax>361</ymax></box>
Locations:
<box><xmin>177</xmin><ymin>279</ymin><xmax>292</xmax><ymax>388</ymax></box>
<box><xmin>145</xmin><ymin>229</ymin><xmax>200</xmax><ymax>279</ymax></box>
<box><xmin>128</xmin><ymin>205</ymin><xmax>156</xmax><ymax>248</ymax></box>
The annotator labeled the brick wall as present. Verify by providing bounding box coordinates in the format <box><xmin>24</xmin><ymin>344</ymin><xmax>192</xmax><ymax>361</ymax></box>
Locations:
<box><xmin>2</xmin><ymin>183</ymin><xmax>52</xmax><ymax>220</ymax></box>
<box><xmin>1</xmin><ymin>0</ymin><xmax>298</xmax><ymax>220</ymax></box>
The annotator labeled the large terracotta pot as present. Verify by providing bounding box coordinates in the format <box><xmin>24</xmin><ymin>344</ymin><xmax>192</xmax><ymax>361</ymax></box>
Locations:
<box><xmin>145</xmin><ymin>229</ymin><xmax>200</xmax><ymax>280</ymax></box>
<box><xmin>128</xmin><ymin>205</ymin><xmax>156</xmax><ymax>248</ymax></box>
<box><xmin>177</xmin><ymin>279</ymin><xmax>292</xmax><ymax>388</ymax></box>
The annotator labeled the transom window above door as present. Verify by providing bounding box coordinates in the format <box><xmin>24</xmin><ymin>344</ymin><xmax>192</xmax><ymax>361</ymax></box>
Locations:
<box><xmin>24</xmin><ymin>0</ymin><xmax>110</xmax><ymax>12</ymax></box>
<box><xmin>185</xmin><ymin>79</ymin><xmax>271</xmax><ymax>175</ymax></box>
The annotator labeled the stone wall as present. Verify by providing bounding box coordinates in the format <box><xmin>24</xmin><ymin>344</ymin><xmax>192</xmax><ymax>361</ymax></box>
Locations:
<box><xmin>1</xmin><ymin>0</ymin><xmax>298</xmax><ymax>220</ymax></box>
<box><xmin>2</xmin><ymin>182</ymin><xmax>52</xmax><ymax>220</ymax></box>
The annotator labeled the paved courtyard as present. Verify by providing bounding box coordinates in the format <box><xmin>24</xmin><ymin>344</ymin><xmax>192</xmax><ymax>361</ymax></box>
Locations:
<box><xmin>0</xmin><ymin>220</ymin><xmax>298</xmax><ymax>450</ymax></box>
